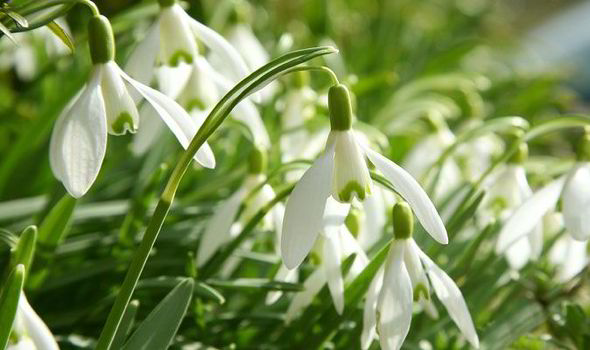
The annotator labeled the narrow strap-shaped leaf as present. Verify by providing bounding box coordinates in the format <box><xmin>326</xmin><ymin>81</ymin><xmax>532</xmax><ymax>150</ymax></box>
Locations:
<box><xmin>206</xmin><ymin>278</ymin><xmax>304</xmax><ymax>292</ymax></box>
<box><xmin>47</xmin><ymin>20</ymin><xmax>74</xmax><ymax>53</ymax></box>
<box><xmin>0</xmin><ymin>21</ymin><xmax>16</xmax><ymax>44</ymax></box>
<box><xmin>37</xmin><ymin>194</ymin><xmax>77</xmax><ymax>249</ymax></box>
<box><xmin>6</xmin><ymin>10</ymin><xmax>29</xmax><ymax>28</ymax></box>
<box><xmin>0</xmin><ymin>264</ymin><xmax>25</xmax><ymax>349</ymax></box>
<box><xmin>122</xmin><ymin>278</ymin><xmax>194</xmax><ymax>350</ymax></box>
<box><xmin>110</xmin><ymin>300</ymin><xmax>139</xmax><ymax>350</ymax></box>
<box><xmin>10</xmin><ymin>225</ymin><xmax>37</xmax><ymax>278</ymax></box>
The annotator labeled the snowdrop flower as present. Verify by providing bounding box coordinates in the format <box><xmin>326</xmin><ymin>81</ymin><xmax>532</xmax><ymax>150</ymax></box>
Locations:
<box><xmin>403</xmin><ymin>114</ymin><xmax>461</xmax><ymax>201</ymax></box>
<box><xmin>49</xmin><ymin>15</ymin><xmax>214</xmax><ymax>198</ymax></box>
<box><xmin>125</xmin><ymin>0</ymin><xmax>250</xmax><ymax>96</ymax></box>
<box><xmin>281</xmin><ymin>83</ymin><xmax>448</xmax><ymax>270</ymax></box>
<box><xmin>361</xmin><ymin>202</ymin><xmax>479</xmax><ymax>350</ymax></box>
<box><xmin>479</xmin><ymin>142</ymin><xmax>541</xmax><ymax>269</ymax></box>
<box><xmin>197</xmin><ymin>148</ymin><xmax>282</xmax><ymax>267</ymax></box>
<box><xmin>8</xmin><ymin>295</ymin><xmax>59</xmax><ymax>350</ymax></box>
<box><xmin>132</xmin><ymin>55</ymin><xmax>270</xmax><ymax>155</ymax></box>
<box><xmin>545</xmin><ymin>212</ymin><xmax>589</xmax><ymax>282</ymax></box>
<box><xmin>285</xmin><ymin>200</ymin><xmax>368</xmax><ymax>320</ymax></box>
<box><xmin>497</xmin><ymin>131</ymin><xmax>590</xmax><ymax>256</ymax></box>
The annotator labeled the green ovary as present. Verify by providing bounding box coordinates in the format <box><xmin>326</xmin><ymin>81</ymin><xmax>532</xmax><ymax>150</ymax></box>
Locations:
<box><xmin>337</xmin><ymin>181</ymin><xmax>371</xmax><ymax>203</ymax></box>
<box><xmin>168</xmin><ymin>50</ymin><xmax>193</xmax><ymax>66</ymax></box>
<box><xmin>187</xmin><ymin>98</ymin><xmax>206</xmax><ymax>111</ymax></box>
<box><xmin>112</xmin><ymin>112</ymin><xmax>136</xmax><ymax>135</ymax></box>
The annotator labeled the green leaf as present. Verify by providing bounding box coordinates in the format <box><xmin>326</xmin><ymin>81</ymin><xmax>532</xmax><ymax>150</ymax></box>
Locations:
<box><xmin>10</xmin><ymin>225</ymin><xmax>37</xmax><ymax>278</ymax></box>
<box><xmin>6</xmin><ymin>10</ymin><xmax>28</xmax><ymax>28</ymax></box>
<box><xmin>122</xmin><ymin>278</ymin><xmax>194</xmax><ymax>350</ymax></box>
<box><xmin>207</xmin><ymin>278</ymin><xmax>304</xmax><ymax>292</ymax></box>
<box><xmin>37</xmin><ymin>194</ymin><xmax>77</xmax><ymax>249</ymax></box>
<box><xmin>0</xmin><ymin>264</ymin><xmax>25</xmax><ymax>349</ymax></box>
<box><xmin>111</xmin><ymin>300</ymin><xmax>139</xmax><ymax>350</ymax></box>
<box><xmin>47</xmin><ymin>20</ymin><xmax>74</xmax><ymax>53</ymax></box>
<box><xmin>0</xmin><ymin>20</ymin><xmax>16</xmax><ymax>44</ymax></box>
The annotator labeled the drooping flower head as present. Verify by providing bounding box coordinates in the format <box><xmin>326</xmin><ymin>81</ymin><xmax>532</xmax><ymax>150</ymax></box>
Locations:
<box><xmin>281</xmin><ymin>83</ymin><xmax>448</xmax><ymax>270</ymax></box>
<box><xmin>362</xmin><ymin>202</ymin><xmax>479</xmax><ymax>350</ymax></box>
<box><xmin>50</xmin><ymin>15</ymin><xmax>214</xmax><ymax>198</ymax></box>
<box><xmin>8</xmin><ymin>295</ymin><xmax>59</xmax><ymax>350</ymax></box>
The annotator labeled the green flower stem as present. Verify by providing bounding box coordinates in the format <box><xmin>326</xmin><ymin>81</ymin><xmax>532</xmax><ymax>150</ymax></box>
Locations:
<box><xmin>95</xmin><ymin>46</ymin><xmax>337</xmax><ymax>350</ymax></box>
<box><xmin>280</xmin><ymin>65</ymin><xmax>340</xmax><ymax>85</ymax></box>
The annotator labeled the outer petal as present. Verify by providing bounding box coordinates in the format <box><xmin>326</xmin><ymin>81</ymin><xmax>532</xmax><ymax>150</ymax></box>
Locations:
<box><xmin>156</xmin><ymin>63</ymin><xmax>192</xmax><ymax>99</ymax></box>
<box><xmin>323</xmin><ymin>231</ymin><xmax>345</xmax><ymax>314</ymax></box>
<box><xmin>420</xmin><ymin>251</ymin><xmax>479</xmax><ymax>348</ymax></box>
<box><xmin>49</xmin><ymin>68</ymin><xmax>106</xmax><ymax>198</ymax></box>
<box><xmin>285</xmin><ymin>268</ymin><xmax>326</xmax><ymax>323</ymax></box>
<box><xmin>19</xmin><ymin>296</ymin><xmax>59</xmax><ymax>350</ymax></box>
<box><xmin>562</xmin><ymin>163</ymin><xmax>590</xmax><ymax>240</ymax></box>
<box><xmin>130</xmin><ymin>103</ymin><xmax>163</xmax><ymax>155</ymax></box>
<box><xmin>116</xmin><ymin>65</ymin><xmax>215</xmax><ymax>168</ymax></box>
<box><xmin>496</xmin><ymin>177</ymin><xmax>566</xmax><ymax>253</ymax></box>
<box><xmin>184</xmin><ymin>13</ymin><xmax>250</xmax><ymax>82</ymax></box>
<box><xmin>281</xmin><ymin>147</ymin><xmax>335</xmax><ymax>269</ymax></box>
<box><xmin>365</xmin><ymin>148</ymin><xmax>448</xmax><ymax>244</ymax></box>
<box><xmin>549</xmin><ymin>235</ymin><xmax>589</xmax><ymax>282</ymax></box>
<box><xmin>377</xmin><ymin>241</ymin><xmax>413</xmax><ymax>350</ymax></box>
<box><xmin>361</xmin><ymin>267</ymin><xmax>383</xmax><ymax>350</ymax></box>
<box><xmin>197</xmin><ymin>187</ymin><xmax>247</xmax><ymax>267</ymax></box>
<box><xmin>125</xmin><ymin>21</ymin><xmax>160</xmax><ymax>87</ymax></box>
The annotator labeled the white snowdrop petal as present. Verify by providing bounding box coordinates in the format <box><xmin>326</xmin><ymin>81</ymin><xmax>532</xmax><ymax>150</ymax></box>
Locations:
<box><xmin>286</xmin><ymin>268</ymin><xmax>326</xmax><ymax>323</ymax></box>
<box><xmin>117</xmin><ymin>65</ymin><xmax>215</xmax><ymax>168</ymax></box>
<box><xmin>420</xmin><ymin>251</ymin><xmax>479</xmax><ymax>348</ymax></box>
<box><xmin>125</xmin><ymin>21</ymin><xmax>160</xmax><ymax>88</ymax></box>
<box><xmin>504</xmin><ymin>236</ymin><xmax>532</xmax><ymax>270</ymax></box>
<box><xmin>323</xmin><ymin>232</ymin><xmax>345</xmax><ymax>314</ymax></box>
<box><xmin>365</xmin><ymin>148</ymin><xmax>448</xmax><ymax>244</ymax></box>
<box><xmin>50</xmin><ymin>68</ymin><xmax>107</xmax><ymax>198</ymax></box>
<box><xmin>130</xmin><ymin>104</ymin><xmax>163</xmax><ymax>156</ymax></box>
<box><xmin>549</xmin><ymin>235</ymin><xmax>589</xmax><ymax>282</ymax></box>
<box><xmin>197</xmin><ymin>187</ymin><xmax>247</xmax><ymax>267</ymax></box>
<box><xmin>496</xmin><ymin>177</ymin><xmax>566</xmax><ymax>253</ymax></box>
<box><xmin>361</xmin><ymin>267</ymin><xmax>383</xmax><ymax>350</ymax></box>
<box><xmin>156</xmin><ymin>63</ymin><xmax>193</xmax><ymax>99</ymax></box>
<box><xmin>332</xmin><ymin>131</ymin><xmax>373</xmax><ymax>203</ymax></box>
<box><xmin>185</xmin><ymin>13</ymin><xmax>250</xmax><ymax>83</ymax></box>
<box><xmin>377</xmin><ymin>241</ymin><xmax>413</xmax><ymax>350</ymax></box>
<box><xmin>281</xmin><ymin>147</ymin><xmax>335</xmax><ymax>269</ymax></box>
<box><xmin>158</xmin><ymin>5</ymin><xmax>198</xmax><ymax>66</ymax></box>
<box><xmin>18</xmin><ymin>296</ymin><xmax>59</xmax><ymax>350</ymax></box>
<box><xmin>562</xmin><ymin>163</ymin><xmax>590</xmax><ymax>241</ymax></box>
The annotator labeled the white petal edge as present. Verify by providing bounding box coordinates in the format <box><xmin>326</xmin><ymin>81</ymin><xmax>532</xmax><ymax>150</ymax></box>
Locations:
<box><xmin>323</xmin><ymin>231</ymin><xmax>345</xmax><ymax>314</ymax></box>
<box><xmin>496</xmin><ymin>177</ymin><xmax>566</xmax><ymax>253</ymax></box>
<box><xmin>562</xmin><ymin>163</ymin><xmax>590</xmax><ymax>240</ymax></box>
<box><xmin>124</xmin><ymin>20</ymin><xmax>160</xmax><ymax>88</ymax></box>
<box><xmin>365</xmin><ymin>148</ymin><xmax>448</xmax><ymax>244</ymax></box>
<box><xmin>361</xmin><ymin>267</ymin><xmax>383</xmax><ymax>350</ymax></box>
<box><xmin>281</xmin><ymin>146</ymin><xmax>335</xmax><ymax>269</ymax></box>
<box><xmin>116</xmin><ymin>65</ymin><xmax>215</xmax><ymax>168</ymax></box>
<box><xmin>419</xmin><ymin>250</ymin><xmax>479</xmax><ymax>348</ymax></box>
<box><xmin>197</xmin><ymin>187</ymin><xmax>247</xmax><ymax>267</ymax></box>
<box><xmin>19</xmin><ymin>295</ymin><xmax>59</xmax><ymax>350</ymax></box>
<box><xmin>49</xmin><ymin>68</ymin><xmax>107</xmax><ymax>198</ymax></box>
<box><xmin>184</xmin><ymin>14</ymin><xmax>250</xmax><ymax>83</ymax></box>
<box><xmin>377</xmin><ymin>241</ymin><xmax>413</xmax><ymax>350</ymax></box>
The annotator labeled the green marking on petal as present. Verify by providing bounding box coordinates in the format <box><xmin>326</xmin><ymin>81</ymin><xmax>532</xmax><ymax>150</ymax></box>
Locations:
<box><xmin>413</xmin><ymin>283</ymin><xmax>429</xmax><ymax>302</ymax></box>
<box><xmin>337</xmin><ymin>181</ymin><xmax>371</xmax><ymax>203</ymax></box>
<box><xmin>187</xmin><ymin>98</ymin><xmax>207</xmax><ymax>111</ymax></box>
<box><xmin>169</xmin><ymin>50</ymin><xmax>193</xmax><ymax>66</ymax></box>
<box><xmin>111</xmin><ymin>112</ymin><xmax>136</xmax><ymax>135</ymax></box>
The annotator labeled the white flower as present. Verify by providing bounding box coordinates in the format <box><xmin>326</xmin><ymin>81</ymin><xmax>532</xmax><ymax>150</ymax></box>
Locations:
<box><xmin>285</xmin><ymin>200</ymin><xmax>368</xmax><ymax>320</ymax></box>
<box><xmin>480</xmin><ymin>162</ymin><xmax>541</xmax><ymax>269</ymax></box>
<box><xmin>125</xmin><ymin>0</ymin><xmax>250</xmax><ymax>95</ymax></box>
<box><xmin>8</xmin><ymin>295</ymin><xmax>59</xmax><ymax>350</ymax></box>
<box><xmin>403</xmin><ymin>123</ymin><xmax>461</xmax><ymax>200</ymax></box>
<box><xmin>362</xmin><ymin>203</ymin><xmax>478</xmax><ymax>350</ymax></box>
<box><xmin>197</xmin><ymin>149</ymin><xmax>281</xmax><ymax>267</ymax></box>
<box><xmin>547</xmin><ymin>212</ymin><xmax>589</xmax><ymax>282</ymax></box>
<box><xmin>281</xmin><ymin>84</ymin><xmax>448</xmax><ymax>270</ymax></box>
<box><xmin>131</xmin><ymin>56</ymin><xmax>270</xmax><ymax>155</ymax></box>
<box><xmin>50</xmin><ymin>15</ymin><xmax>214</xmax><ymax>198</ymax></box>
<box><xmin>497</xmin><ymin>161</ymin><xmax>590</xmax><ymax>258</ymax></box>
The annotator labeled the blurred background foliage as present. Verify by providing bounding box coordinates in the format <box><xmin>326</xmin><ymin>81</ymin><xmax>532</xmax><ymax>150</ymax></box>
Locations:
<box><xmin>1</xmin><ymin>0</ymin><xmax>589</xmax><ymax>349</ymax></box>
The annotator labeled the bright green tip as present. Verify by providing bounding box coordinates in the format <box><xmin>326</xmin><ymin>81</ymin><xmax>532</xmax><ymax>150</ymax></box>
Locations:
<box><xmin>393</xmin><ymin>201</ymin><xmax>413</xmax><ymax>239</ymax></box>
<box><xmin>345</xmin><ymin>209</ymin><xmax>361</xmax><ymax>238</ymax></box>
<box><xmin>88</xmin><ymin>15</ymin><xmax>115</xmax><ymax>64</ymax></box>
<box><xmin>413</xmin><ymin>283</ymin><xmax>430</xmax><ymax>302</ymax></box>
<box><xmin>168</xmin><ymin>51</ymin><xmax>193</xmax><ymax>67</ymax></box>
<box><xmin>111</xmin><ymin>112</ymin><xmax>136</xmax><ymax>135</ymax></box>
<box><xmin>328</xmin><ymin>84</ymin><xmax>353</xmax><ymax>131</ymax></box>
<box><xmin>338</xmin><ymin>181</ymin><xmax>370</xmax><ymax>203</ymax></box>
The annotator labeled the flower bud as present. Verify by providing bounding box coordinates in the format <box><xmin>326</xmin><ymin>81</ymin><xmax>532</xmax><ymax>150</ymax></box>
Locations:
<box><xmin>328</xmin><ymin>84</ymin><xmax>353</xmax><ymax>131</ymax></box>
<box><xmin>88</xmin><ymin>15</ymin><xmax>115</xmax><ymax>64</ymax></box>
<box><xmin>392</xmin><ymin>201</ymin><xmax>413</xmax><ymax>240</ymax></box>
